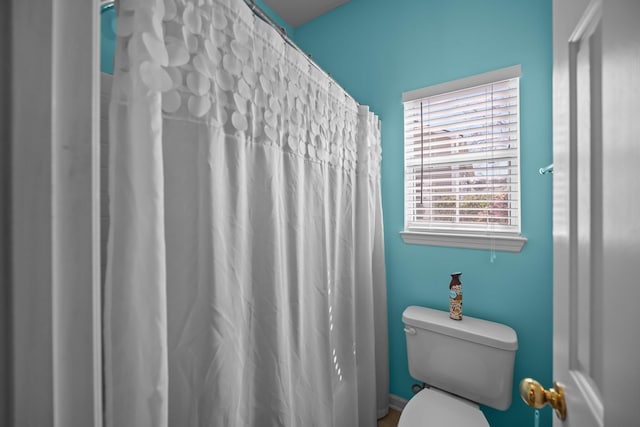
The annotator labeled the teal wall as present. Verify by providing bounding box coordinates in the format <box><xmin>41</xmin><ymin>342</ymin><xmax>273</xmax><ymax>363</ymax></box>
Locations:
<box><xmin>293</xmin><ymin>1</ymin><xmax>554</xmax><ymax>426</ymax></box>
<box><xmin>100</xmin><ymin>4</ymin><xmax>116</xmax><ymax>74</ymax></box>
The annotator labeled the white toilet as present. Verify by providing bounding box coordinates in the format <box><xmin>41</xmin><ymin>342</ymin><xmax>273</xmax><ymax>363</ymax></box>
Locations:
<box><xmin>399</xmin><ymin>306</ymin><xmax>518</xmax><ymax>427</ymax></box>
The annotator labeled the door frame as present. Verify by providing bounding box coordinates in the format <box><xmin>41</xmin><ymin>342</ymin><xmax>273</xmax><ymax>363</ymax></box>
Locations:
<box><xmin>9</xmin><ymin>0</ymin><xmax>102</xmax><ymax>425</ymax></box>
<box><xmin>0</xmin><ymin>0</ymin><xmax>12</xmax><ymax>424</ymax></box>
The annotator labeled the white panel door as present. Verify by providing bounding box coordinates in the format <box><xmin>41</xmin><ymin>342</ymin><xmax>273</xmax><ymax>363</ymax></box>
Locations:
<box><xmin>553</xmin><ymin>0</ymin><xmax>603</xmax><ymax>425</ymax></box>
<box><xmin>550</xmin><ymin>0</ymin><xmax>640</xmax><ymax>426</ymax></box>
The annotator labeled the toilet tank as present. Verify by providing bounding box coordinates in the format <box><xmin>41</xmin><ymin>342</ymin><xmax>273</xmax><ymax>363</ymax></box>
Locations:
<box><xmin>402</xmin><ymin>306</ymin><xmax>518</xmax><ymax>411</ymax></box>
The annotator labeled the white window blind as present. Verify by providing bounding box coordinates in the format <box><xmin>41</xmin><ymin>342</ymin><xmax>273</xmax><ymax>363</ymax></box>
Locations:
<box><xmin>403</xmin><ymin>66</ymin><xmax>521</xmax><ymax>236</ymax></box>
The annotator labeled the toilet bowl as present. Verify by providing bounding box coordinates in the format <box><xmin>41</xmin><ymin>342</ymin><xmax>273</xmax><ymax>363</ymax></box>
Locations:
<box><xmin>398</xmin><ymin>306</ymin><xmax>518</xmax><ymax>426</ymax></box>
<box><xmin>398</xmin><ymin>388</ymin><xmax>489</xmax><ymax>427</ymax></box>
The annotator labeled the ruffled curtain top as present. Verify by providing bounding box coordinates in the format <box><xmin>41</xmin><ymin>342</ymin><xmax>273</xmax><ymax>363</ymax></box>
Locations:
<box><xmin>112</xmin><ymin>0</ymin><xmax>381</xmax><ymax>177</ymax></box>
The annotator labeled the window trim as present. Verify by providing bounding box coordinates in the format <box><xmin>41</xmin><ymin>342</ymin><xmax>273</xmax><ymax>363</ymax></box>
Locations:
<box><xmin>400</xmin><ymin>230</ymin><xmax>527</xmax><ymax>253</ymax></box>
<box><xmin>402</xmin><ymin>65</ymin><xmax>522</xmax><ymax>103</ymax></box>
<box><xmin>401</xmin><ymin>65</ymin><xmax>527</xmax><ymax>252</ymax></box>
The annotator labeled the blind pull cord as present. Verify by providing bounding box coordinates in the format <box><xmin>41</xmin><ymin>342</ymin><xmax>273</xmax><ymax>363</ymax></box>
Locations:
<box><xmin>419</xmin><ymin>102</ymin><xmax>424</xmax><ymax>208</ymax></box>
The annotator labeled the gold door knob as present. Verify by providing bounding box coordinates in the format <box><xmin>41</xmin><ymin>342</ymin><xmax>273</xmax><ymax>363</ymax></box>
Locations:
<box><xmin>519</xmin><ymin>378</ymin><xmax>567</xmax><ymax>421</ymax></box>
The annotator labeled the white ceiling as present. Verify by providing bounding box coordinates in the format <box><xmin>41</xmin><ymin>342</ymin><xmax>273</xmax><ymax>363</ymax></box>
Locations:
<box><xmin>263</xmin><ymin>0</ymin><xmax>350</xmax><ymax>28</ymax></box>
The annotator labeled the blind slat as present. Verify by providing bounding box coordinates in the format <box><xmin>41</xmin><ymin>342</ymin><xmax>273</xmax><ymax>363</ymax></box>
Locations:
<box><xmin>405</xmin><ymin>140</ymin><xmax>518</xmax><ymax>158</ymax></box>
<box><xmin>406</xmin><ymin>198</ymin><xmax>520</xmax><ymax>204</ymax></box>
<box><xmin>405</xmin><ymin>133</ymin><xmax>518</xmax><ymax>150</ymax></box>
<box><xmin>407</xmin><ymin>207</ymin><xmax>519</xmax><ymax>213</ymax></box>
<box><xmin>405</xmin><ymin>187</ymin><xmax>519</xmax><ymax>194</ymax></box>
<box><xmin>404</xmin><ymin>148</ymin><xmax>519</xmax><ymax>167</ymax></box>
<box><xmin>405</xmin><ymin>119</ymin><xmax>517</xmax><ymax>138</ymax></box>
<box><xmin>404</xmin><ymin>92</ymin><xmax>518</xmax><ymax>118</ymax></box>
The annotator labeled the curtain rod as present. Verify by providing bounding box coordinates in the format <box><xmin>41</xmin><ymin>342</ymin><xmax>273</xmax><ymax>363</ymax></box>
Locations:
<box><xmin>242</xmin><ymin>0</ymin><xmax>357</xmax><ymax>105</ymax></box>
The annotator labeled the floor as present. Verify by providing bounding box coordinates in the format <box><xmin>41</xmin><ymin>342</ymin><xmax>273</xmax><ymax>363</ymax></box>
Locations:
<box><xmin>378</xmin><ymin>408</ymin><xmax>401</xmax><ymax>427</ymax></box>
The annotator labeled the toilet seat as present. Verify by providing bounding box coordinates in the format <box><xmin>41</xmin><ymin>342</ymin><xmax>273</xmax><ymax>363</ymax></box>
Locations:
<box><xmin>397</xmin><ymin>388</ymin><xmax>490</xmax><ymax>427</ymax></box>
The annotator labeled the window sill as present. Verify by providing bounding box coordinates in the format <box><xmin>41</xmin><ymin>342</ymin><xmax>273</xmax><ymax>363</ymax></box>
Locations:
<box><xmin>400</xmin><ymin>230</ymin><xmax>527</xmax><ymax>253</ymax></box>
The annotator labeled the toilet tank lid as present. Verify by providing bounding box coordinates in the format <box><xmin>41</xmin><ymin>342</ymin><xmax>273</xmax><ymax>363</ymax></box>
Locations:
<box><xmin>402</xmin><ymin>306</ymin><xmax>518</xmax><ymax>351</ymax></box>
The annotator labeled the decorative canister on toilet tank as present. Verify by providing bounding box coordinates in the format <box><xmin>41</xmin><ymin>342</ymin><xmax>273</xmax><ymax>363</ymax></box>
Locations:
<box><xmin>449</xmin><ymin>272</ymin><xmax>463</xmax><ymax>320</ymax></box>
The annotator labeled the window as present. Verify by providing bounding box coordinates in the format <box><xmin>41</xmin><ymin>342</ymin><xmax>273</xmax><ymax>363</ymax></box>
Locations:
<box><xmin>400</xmin><ymin>65</ymin><xmax>527</xmax><ymax>252</ymax></box>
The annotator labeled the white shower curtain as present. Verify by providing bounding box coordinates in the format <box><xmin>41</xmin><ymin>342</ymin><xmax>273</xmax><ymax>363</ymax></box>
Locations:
<box><xmin>104</xmin><ymin>0</ymin><xmax>388</xmax><ymax>426</ymax></box>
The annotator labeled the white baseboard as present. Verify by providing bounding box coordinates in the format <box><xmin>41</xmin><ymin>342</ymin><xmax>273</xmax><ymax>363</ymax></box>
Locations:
<box><xmin>388</xmin><ymin>394</ymin><xmax>408</xmax><ymax>412</ymax></box>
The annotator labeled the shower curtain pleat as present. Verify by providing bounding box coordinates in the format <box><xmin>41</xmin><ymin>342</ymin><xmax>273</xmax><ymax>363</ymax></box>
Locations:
<box><xmin>105</xmin><ymin>56</ymin><xmax>168</xmax><ymax>427</ymax></box>
<box><xmin>104</xmin><ymin>0</ymin><xmax>387</xmax><ymax>426</ymax></box>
